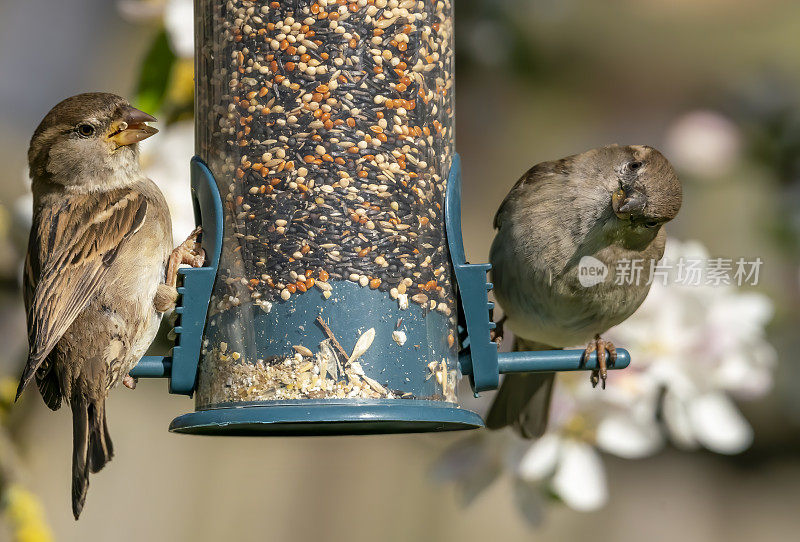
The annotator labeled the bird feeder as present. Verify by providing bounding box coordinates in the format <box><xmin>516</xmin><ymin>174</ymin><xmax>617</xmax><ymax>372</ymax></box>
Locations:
<box><xmin>131</xmin><ymin>0</ymin><xmax>629</xmax><ymax>435</ymax></box>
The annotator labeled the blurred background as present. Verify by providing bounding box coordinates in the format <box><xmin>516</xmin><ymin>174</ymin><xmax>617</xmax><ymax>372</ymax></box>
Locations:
<box><xmin>2</xmin><ymin>0</ymin><xmax>800</xmax><ymax>540</ymax></box>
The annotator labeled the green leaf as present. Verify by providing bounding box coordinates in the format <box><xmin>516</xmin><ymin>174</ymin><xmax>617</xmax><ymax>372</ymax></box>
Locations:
<box><xmin>134</xmin><ymin>28</ymin><xmax>176</xmax><ymax>117</ymax></box>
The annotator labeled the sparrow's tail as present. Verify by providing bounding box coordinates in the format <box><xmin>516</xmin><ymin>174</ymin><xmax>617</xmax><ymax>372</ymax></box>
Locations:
<box><xmin>71</xmin><ymin>394</ymin><xmax>114</xmax><ymax>520</ymax></box>
<box><xmin>485</xmin><ymin>338</ymin><xmax>556</xmax><ymax>439</ymax></box>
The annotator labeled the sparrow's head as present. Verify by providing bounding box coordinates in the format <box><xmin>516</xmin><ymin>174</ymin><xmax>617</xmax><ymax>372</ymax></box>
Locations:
<box><xmin>28</xmin><ymin>92</ymin><xmax>157</xmax><ymax>187</ymax></box>
<box><xmin>606</xmin><ymin>145</ymin><xmax>682</xmax><ymax>230</ymax></box>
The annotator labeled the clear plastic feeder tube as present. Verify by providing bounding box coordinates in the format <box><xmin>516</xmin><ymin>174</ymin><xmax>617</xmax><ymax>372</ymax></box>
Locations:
<box><xmin>194</xmin><ymin>0</ymin><xmax>456</xmax><ymax>408</ymax></box>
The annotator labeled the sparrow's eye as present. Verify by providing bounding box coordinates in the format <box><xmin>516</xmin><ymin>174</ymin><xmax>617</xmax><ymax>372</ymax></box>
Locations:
<box><xmin>644</xmin><ymin>220</ymin><xmax>659</xmax><ymax>228</ymax></box>
<box><xmin>628</xmin><ymin>161</ymin><xmax>643</xmax><ymax>171</ymax></box>
<box><xmin>76</xmin><ymin>124</ymin><xmax>95</xmax><ymax>137</ymax></box>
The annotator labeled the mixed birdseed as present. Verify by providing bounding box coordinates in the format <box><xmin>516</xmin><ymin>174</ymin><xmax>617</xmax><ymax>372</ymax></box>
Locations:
<box><xmin>196</xmin><ymin>0</ymin><xmax>455</xmax><ymax>316</ymax></box>
<box><xmin>196</xmin><ymin>329</ymin><xmax>458</xmax><ymax>406</ymax></box>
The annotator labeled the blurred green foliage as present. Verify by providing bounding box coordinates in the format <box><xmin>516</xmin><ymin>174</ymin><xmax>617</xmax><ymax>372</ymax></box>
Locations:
<box><xmin>134</xmin><ymin>29</ymin><xmax>177</xmax><ymax>120</ymax></box>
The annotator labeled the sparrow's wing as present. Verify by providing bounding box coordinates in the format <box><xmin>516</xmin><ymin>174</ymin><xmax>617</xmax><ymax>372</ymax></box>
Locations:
<box><xmin>22</xmin><ymin>228</ymin><xmax>63</xmax><ymax>409</ymax></box>
<box><xmin>17</xmin><ymin>190</ymin><xmax>147</xmax><ymax>399</ymax></box>
<box><xmin>493</xmin><ymin>160</ymin><xmax>568</xmax><ymax>229</ymax></box>
<box><xmin>22</xmin><ymin>230</ymin><xmax>38</xmax><ymax>319</ymax></box>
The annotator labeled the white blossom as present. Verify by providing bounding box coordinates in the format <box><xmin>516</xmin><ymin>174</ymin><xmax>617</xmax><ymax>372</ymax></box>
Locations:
<box><xmin>664</xmin><ymin>110</ymin><xmax>742</xmax><ymax>179</ymax></box>
<box><xmin>435</xmin><ymin>238</ymin><xmax>776</xmax><ymax>521</ymax></box>
<box><xmin>604</xmin><ymin>239</ymin><xmax>775</xmax><ymax>453</ymax></box>
<box><xmin>550</xmin><ymin>440</ymin><xmax>607</xmax><ymax>512</ymax></box>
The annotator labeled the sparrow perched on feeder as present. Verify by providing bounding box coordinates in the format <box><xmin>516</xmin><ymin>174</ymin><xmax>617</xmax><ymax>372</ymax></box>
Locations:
<box><xmin>486</xmin><ymin>145</ymin><xmax>682</xmax><ymax>438</ymax></box>
<box><xmin>17</xmin><ymin>93</ymin><xmax>204</xmax><ymax>519</ymax></box>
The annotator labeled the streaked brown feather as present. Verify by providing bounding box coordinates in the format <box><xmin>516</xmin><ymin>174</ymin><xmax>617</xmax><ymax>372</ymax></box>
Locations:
<box><xmin>17</xmin><ymin>189</ymin><xmax>147</xmax><ymax>400</ymax></box>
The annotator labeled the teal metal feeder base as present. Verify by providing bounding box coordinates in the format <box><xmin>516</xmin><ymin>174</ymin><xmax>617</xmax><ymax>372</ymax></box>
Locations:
<box><xmin>169</xmin><ymin>400</ymin><xmax>484</xmax><ymax>436</ymax></box>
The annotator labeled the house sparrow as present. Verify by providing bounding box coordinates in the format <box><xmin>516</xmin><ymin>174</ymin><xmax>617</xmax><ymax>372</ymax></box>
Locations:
<box><xmin>17</xmin><ymin>93</ymin><xmax>203</xmax><ymax>519</ymax></box>
<box><xmin>486</xmin><ymin>145</ymin><xmax>682</xmax><ymax>438</ymax></box>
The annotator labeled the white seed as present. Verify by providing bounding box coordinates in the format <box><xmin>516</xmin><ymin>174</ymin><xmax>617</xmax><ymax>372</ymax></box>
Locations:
<box><xmin>293</xmin><ymin>345</ymin><xmax>314</xmax><ymax>357</ymax></box>
<box><xmin>392</xmin><ymin>330</ymin><xmax>407</xmax><ymax>346</ymax></box>
<box><xmin>349</xmin><ymin>328</ymin><xmax>375</xmax><ymax>364</ymax></box>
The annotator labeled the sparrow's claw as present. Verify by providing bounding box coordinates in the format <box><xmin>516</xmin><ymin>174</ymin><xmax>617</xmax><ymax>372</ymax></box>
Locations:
<box><xmin>176</xmin><ymin>226</ymin><xmax>205</xmax><ymax>266</ymax></box>
<box><xmin>583</xmin><ymin>335</ymin><xmax>616</xmax><ymax>389</ymax></box>
<box><xmin>584</xmin><ymin>340</ymin><xmax>599</xmax><ymax>387</ymax></box>
<box><xmin>123</xmin><ymin>374</ymin><xmax>137</xmax><ymax>390</ymax></box>
<box><xmin>165</xmin><ymin>227</ymin><xmax>206</xmax><ymax>288</ymax></box>
<box><xmin>185</xmin><ymin>248</ymin><xmax>206</xmax><ymax>268</ymax></box>
<box><xmin>490</xmin><ymin>316</ymin><xmax>507</xmax><ymax>349</ymax></box>
<box><xmin>181</xmin><ymin>226</ymin><xmax>204</xmax><ymax>255</ymax></box>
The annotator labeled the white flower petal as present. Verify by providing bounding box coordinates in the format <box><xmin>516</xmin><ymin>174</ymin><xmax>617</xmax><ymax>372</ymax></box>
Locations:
<box><xmin>649</xmin><ymin>362</ymin><xmax>697</xmax><ymax>398</ymax></box>
<box><xmin>688</xmin><ymin>393</ymin><xmax>753</xmax><ymax>454</ymax></box>
<box><xmin>664</xmin><ymin>238</ymin><xmax>710</xmax><ymax>262</ymax></box>
<box><xmin>516</xmin><ymin>433</ymin><xmax>560</xmax><ymax>481</ymax></box>
<box><xmin>662</xmin><ymin>390</ymin><xmax>698</xmax><ymax>450</ymax></box>
<box><xmin>709</xmin><ymin>293</ymin><xmax>773</xmax><ymax>332</ymax></box>
<box><xmin>596</xmin><ymin>413</ymin><xmax>663</xmax><ymax>459</ymax></box>
<box><xmin>551</xmin><ymin>441</ymin><xmax>607</xmax><ymax>512</ymax></box>
<box><xmin>714</xmin><ymin>350</ymin><xmax>774</xmax><ymax>398</ymax></box>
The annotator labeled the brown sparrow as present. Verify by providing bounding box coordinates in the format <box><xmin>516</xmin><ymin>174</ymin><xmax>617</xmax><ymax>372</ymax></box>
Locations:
<box><xmin>486</xmin><ymin>145</ymin><xmax>682</xmax><ymax>438</ymax></box>
<box><xmin>17</xmin><ymin>93</ymin><xmax>203</xmax><ymax>518</ymax></box>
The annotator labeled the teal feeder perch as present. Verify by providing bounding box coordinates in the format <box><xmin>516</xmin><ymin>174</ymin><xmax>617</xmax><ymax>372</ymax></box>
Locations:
<box><xmin>130</xmin><ymin>1</ymin><xmax>629</xmax><ymax>435</ymax></box>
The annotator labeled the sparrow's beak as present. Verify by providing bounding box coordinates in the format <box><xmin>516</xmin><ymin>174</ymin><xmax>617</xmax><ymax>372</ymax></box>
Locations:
<box><xmin>612</xmin><ymin>187</ymin><xmax>647</xmax><ymax>220</ymax></box>
<box><xmin>109</xmin><ymin>106</ymin><xmax>158</xmax><ymax>147</ymax></box>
